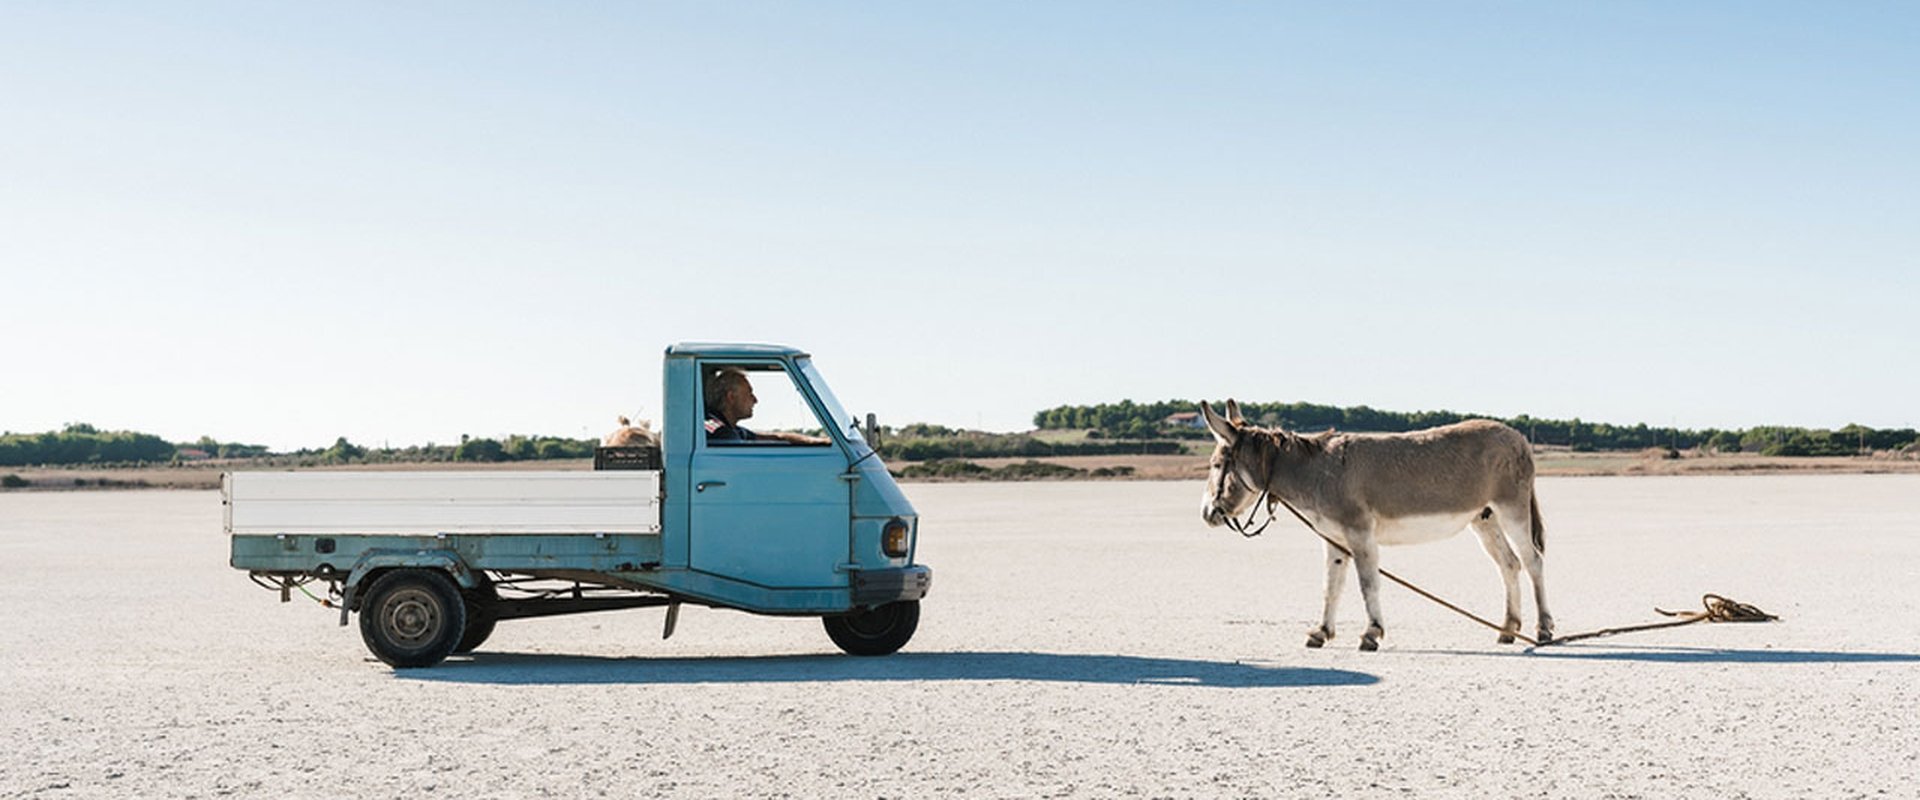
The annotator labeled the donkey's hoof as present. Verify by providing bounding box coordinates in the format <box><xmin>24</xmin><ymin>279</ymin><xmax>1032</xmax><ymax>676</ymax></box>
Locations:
<box><xmin>1305</xmin><ymin>628</ymin><xmax>1330</xmax><ymax>648</ymax></box>
<box><xmin>1359</xmin><ymin>637</ymin><xmax>1379</xmax><ymax>652</ymax></box>
<box><xmin>1497</xmin><ymin>633</ymin><xmax>1516</xmax><ymax>645</ymax></box>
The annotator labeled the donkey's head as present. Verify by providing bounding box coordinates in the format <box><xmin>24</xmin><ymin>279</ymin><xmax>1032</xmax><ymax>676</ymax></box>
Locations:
<box><xmin>1200</xmin><ymin>399</ymin><xmax>1263</xmax><ymax>527</ymax></box>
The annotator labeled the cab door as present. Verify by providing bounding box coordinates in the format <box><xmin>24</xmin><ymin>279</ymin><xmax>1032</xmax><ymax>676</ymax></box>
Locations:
<box><xmin>688</xmin><ymin>361</ymin><xmax>850</xmax><ymax>589</ymax></box>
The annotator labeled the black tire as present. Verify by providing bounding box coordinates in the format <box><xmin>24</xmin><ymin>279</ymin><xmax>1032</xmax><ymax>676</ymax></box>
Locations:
<box><xmin>453</xmin><ymin>613</ymin><xmax>496</xmax><ymax>655</ymax></box>
<box><xmin>823</xmin><ymin>601</ymin><xmax>920</xmax><ymax>656</ymax></box>
<box><xmin>358</xmin><ymin>569</ymin><xmax>467</xmax><ymax>668</ymax></box>
<box><xmin>453</xmin><ymin>574</ymin><xmax>499</xmax><ymax>655</ymax></box>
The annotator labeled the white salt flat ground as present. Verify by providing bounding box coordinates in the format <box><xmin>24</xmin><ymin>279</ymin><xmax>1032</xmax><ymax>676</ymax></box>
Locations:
<box><xmin>2</xmin><ymin>476</ymin><xmax>1916</xmax><ymax>798</ymax></box>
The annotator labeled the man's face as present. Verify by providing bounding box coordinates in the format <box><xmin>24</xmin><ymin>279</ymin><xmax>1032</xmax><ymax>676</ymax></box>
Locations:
<box><xmin>724</xmin><ymin>380</ymin><xmax>757</xmax><ymax>422</ymax></box>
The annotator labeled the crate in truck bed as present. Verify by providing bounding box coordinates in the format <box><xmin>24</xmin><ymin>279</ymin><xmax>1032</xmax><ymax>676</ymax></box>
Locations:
<box><xmin>594</xmin><ymin>445</ymin><xmax>662</xmax><ymax>471</ymax></box>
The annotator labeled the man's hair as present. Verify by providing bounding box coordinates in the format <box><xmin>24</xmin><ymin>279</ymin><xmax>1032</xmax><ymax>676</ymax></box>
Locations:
<box><xmin>704</xmin><ymin>367</ymin><xmax>749</xmax><ymax>411</ymax></box>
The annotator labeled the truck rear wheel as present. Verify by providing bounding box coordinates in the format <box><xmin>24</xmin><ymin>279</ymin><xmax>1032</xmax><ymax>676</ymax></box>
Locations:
<box><xmin>823</xmin><ymin>600</ymin><xmax>919</xmax><ymax>656</ymax></box>
<box><xmin>453</xmin><ymin>612</ymin><xmax>496</xmax><ymax>655</ymax></box>
<box><xmin>453</xmin><ymin>574</ymin><xmax>498</xmax><ymax>655</ymax></box>
<box><xmin>358</xmin><ymin>569</ymin><xmax>467</xmax><ymax>668</ymax></box>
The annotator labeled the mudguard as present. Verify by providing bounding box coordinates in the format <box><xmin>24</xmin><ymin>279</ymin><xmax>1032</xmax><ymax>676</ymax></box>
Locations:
<box><xmin>340</xmin><ymin>549</ymin><xmax>480</xmax><ymax>624</ymax></box>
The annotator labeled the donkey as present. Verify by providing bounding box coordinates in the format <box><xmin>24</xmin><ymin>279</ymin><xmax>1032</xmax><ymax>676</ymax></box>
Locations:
<box><xmin>1199</xmin><ymin>400</ymin><xmax>1552</xmax><ymax>650</ymax></box>
<box><xmin>602</xmin><ymin>416</ymin><xmax>658</xmax><ymax>448</ymax></box>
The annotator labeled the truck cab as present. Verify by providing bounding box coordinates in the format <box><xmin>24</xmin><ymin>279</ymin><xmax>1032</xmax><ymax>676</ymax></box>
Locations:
<box><xmin>649</xmin><ymin>343</ymin><xmax>927</xmax><ymax>613</ymax></box>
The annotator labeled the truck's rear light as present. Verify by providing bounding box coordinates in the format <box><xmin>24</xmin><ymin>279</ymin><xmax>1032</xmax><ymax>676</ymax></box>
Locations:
<box><xmin>882</xmin><ymin>518</ymin><xmax>911</xmax><ymax>557</ymax></box>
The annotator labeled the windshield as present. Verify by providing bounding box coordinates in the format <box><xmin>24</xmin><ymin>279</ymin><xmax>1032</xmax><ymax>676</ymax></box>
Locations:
<box><xmin>798</xmin><ymin>358</ymin><xmax>871</xmax><ymax>454</ymax></box>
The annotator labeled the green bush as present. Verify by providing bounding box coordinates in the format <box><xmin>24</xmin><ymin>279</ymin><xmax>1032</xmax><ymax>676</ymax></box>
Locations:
<box><xmin>890</xmin><ymin>459</ymin><xmax>1090</xmax><ymax>481</ymax></box>
<box><xmin>455</xmin><ymin>438</ymin><xmax>508</xmax><ymax>462</ymax></box>
<box><xmin>1</xmin><ymin>474</ymin><xmax>27</xmax><ymax>488</ymax></box>
<box><xmin>189</xmin><ymin>436</ymin><xmax>270</xmax><ymax>458</ymax></box>
<box><xmin>893</xmin><ymin>459</ymin><xmax>993</xmax><ymax>479</ymax></box>
<box><xmin>451</xmin><ymin>435</ymin><xmax>593</xmax><ymax>462</ymax></box>
<box><xmin>895</xmin><ymin>423</ymin><xmax>961</xmax><ymax>438</ymax></box>
<box><xmin>880</xmin><ymin>434</ymin><xmax>1180</xmax><ymax>461</ymax></box>
<box><xmin>0</xmin><ymin>425</ymin><xmax>175</xmax><ymax>466</ymax></box>
<box><xmin>994</xmin><ymin>460</ymin><xmax>1086</xmax><ymax>480</ymax></box>
<box><xmin>322</xmin><ymin>437</ymin><xmax>366</xmax><ymax>464</ymax></box>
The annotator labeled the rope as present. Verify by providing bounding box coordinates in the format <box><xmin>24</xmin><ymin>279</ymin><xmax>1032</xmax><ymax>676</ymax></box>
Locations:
<box><xmin>1660</xmin><ymin>593</ymin><xmax>1780</xmax><ymax>623</ymax></box>
<box><xmin>1253</xmin><ymin>494</ymin><xmax>1779</xmax><ymax>648</ymax></box>
<box><xmin>1545</xmin><ymin>593</ymin><xmax>1780</xmax><ymax>645</ymax></box>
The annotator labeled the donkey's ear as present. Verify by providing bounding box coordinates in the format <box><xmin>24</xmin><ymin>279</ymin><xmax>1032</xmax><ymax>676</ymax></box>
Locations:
<box><xmin>1200</xmin><ymin>401</ymin><xmax>1239</xmax><ymax>445</ymax></box>
<box><xmin>1225</xmin><ymin>398</ymin><xmax>1245</xmax><ymax>425</ymax></box>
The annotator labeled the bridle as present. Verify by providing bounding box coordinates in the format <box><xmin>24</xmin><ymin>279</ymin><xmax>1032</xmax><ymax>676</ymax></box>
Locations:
<box><xmin>1213</xmin><ymin>433</ymin><xmax>1279</xmax><ymax>538</ymax></box>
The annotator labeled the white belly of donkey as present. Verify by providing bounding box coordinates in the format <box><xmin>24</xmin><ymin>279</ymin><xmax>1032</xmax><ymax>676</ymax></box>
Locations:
<box><xmin>1371</xmin><ymin>511</ymin><xmax>1482</xmax><ymax>546</ymax></box>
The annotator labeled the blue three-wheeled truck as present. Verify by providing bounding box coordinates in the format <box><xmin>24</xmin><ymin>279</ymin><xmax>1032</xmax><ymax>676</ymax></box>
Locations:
<box><xmin>229</xmin><ymin>343</ymin><xmax>931</xmax><ymax>668</ymax></box>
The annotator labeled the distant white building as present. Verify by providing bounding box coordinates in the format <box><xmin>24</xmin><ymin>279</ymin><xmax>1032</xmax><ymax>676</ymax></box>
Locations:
<box><xmin>1164</xmin><ymin>411</ymin><xmax>1205</xmax><ymax>429</ymax></box>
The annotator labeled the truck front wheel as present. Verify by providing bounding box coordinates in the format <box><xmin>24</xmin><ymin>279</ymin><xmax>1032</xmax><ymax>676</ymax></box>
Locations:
<box><xmin>823</xmin><ymin>600</ymin><xmax>919</xmax><ymax>656</ymax></box>
<box><xmin>358</xmin><ymin>569</ymin><xmax>468</xmax><ymax>668</ymax></box>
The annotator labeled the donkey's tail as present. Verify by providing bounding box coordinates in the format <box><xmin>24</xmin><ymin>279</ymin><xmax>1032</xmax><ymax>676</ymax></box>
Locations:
<box><xmin>1530</xmin><ymin>494</ymin><xmax>1546</xmax><ymax>554</ymax></box>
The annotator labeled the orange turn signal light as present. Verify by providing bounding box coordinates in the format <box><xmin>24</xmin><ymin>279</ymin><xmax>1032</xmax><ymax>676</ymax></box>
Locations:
<box><xmin>882</xmin><ymin>518</ymin><xmax>911</xmax><ymax>558</ymax></box>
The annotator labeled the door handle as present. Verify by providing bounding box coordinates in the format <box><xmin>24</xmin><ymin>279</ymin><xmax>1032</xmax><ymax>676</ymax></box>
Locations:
<box><xmin>696</xmin><ymin>480</ymin><xmax>728</xmax><ymax>493</ymax></box>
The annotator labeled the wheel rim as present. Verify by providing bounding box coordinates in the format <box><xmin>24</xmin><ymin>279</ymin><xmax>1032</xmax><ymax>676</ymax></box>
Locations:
<box><xmin>381</xmin><ymin>587</ymin><xmax>442</xmax><ymax>646</ymax></box>
<box><xmin>843</xmin><ymin>605</ymin><xmax>900</xmax><ymax>638</ymax></box>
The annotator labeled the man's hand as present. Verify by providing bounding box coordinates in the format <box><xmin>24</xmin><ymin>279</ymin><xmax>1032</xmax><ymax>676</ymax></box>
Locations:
<box><xmin>765</xmin><ymin>431</ymin><xmax>831</xmax><ymax>446</ymax></box>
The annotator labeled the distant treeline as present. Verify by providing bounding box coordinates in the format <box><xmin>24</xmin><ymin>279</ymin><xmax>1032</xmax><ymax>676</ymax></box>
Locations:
<box><xmin>876</xmin><ymin>424</ymin><xmax>1183</xmax><ymax>461</ymax></box>
<box><xmin>268</xmin><ymin>434</ymin><xmax>600</xmax><ymax>465</ymax></box>
<box><xmin>10</xmin><ymin>403</ymin><xmax>1917</xmax><ymax>469</ymax></box>
<box><xmin>0</xmin><ymin>424</ymin><xmax>599</xmax><ymax>467</ymax></box>
<box><xmin>1032</xmin><ymin>400</ymin><xmax>1920</xmax><ymax>456</ymax></box>
<box><xmin>0</xmin><ymin>424</ymin><xmax>175</xmax><ymax>467</ymax></box>
<box><xmin>443</xmin><ymin>435</ymin><xmax>598</xmax><ymax>462</ymax></box>
<box><xmin>891</xmin><ymin>459</ymin><xmax>1136</xmax><ymax>481</ymax></box>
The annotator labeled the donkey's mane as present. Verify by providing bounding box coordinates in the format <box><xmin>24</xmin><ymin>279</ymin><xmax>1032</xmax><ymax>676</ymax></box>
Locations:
<box><xmin>1241</xmin><ymin>425</ymin><xmax>1326</xmax><ymax>456</ymax></box>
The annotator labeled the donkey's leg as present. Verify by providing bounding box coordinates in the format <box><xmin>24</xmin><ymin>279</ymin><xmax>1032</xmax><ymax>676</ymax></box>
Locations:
<box><xmin>1499</xmin><ymin>497</ymin><xmax>1554</xmax><ymax>643</ymax></box>
<box><xmin>1345</xmin><ymin>525</ymin><xmax>1386</xmax><ymax>651</ymax></box>
<box><xmin>1307</xmin><ymin>542</ymin><xmax>1348</xmax><ymax>648</ymax></box>
<box><xmin>1469</xmin><ymin>514</ymin><xmax>1524</xmax><ymax>644</ymax></box>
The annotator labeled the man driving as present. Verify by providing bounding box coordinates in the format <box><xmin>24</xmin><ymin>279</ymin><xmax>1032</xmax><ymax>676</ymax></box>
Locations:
<box><xmin>704</xmin><ymin>367</ymin><xmax>830</xmax><ymax>445</ymax></box>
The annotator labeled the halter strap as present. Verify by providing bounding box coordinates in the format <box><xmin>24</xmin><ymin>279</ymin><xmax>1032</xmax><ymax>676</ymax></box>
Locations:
<box><xmin>1220</xmin><ymin>433</ymin><xmax>1281</xmax><ymax>538</ymax></box>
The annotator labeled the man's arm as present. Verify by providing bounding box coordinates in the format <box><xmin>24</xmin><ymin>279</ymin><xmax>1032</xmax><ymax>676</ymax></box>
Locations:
<box><xmin>760</xmin><ymin>430</ymin><xmax>831</xmax><ymax>446</ymax></box>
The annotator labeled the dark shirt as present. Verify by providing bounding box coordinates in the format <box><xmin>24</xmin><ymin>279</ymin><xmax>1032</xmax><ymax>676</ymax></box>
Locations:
<box><xmin>705</xmin><ymin>411</ymin><xmax>756</xmax><ymax>443</ymax></box>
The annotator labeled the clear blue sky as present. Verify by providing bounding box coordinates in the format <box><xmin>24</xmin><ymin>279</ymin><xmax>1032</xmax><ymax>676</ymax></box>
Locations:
<box><xmin>4</xmin><ymin>3</ymin><xmax>1916</xmax><ymax>451</ymax></box>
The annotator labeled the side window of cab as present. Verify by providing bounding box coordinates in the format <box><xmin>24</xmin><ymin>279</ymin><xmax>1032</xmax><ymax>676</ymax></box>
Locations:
<box><xmin>701</xmin><ymin>363</ymin><xmax>833</xmax><ymax>447</ymax></box>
